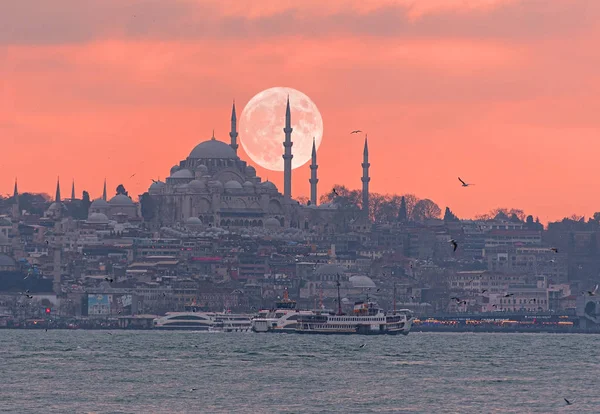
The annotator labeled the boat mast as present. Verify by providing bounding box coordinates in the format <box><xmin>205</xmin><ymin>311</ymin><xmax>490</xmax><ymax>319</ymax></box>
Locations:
<box><xmin>393</xmin><ymin>282</ymin><xmax>396</xmax><ymax>313</ymax></box>
<box><xmin>336</xmin><ymin>274</ymin><xmax>342</xmax><ymax>315</ymax></box>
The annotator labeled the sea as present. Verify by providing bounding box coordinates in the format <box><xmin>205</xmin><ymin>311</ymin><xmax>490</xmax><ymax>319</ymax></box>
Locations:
<box><xmin>0</xmin><ymin>331</ymin><xmax>597</xmax><ymax>413</ymax></box>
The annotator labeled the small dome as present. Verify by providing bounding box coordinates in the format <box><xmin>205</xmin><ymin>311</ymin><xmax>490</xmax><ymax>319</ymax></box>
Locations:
<box><xmin>189</xmin><ymin>139</ymin><xmax>237</xmax><ymax>159</ymax></box>
<box><xmin>315</xmin><ymin>264</ymin><xmax>347</xmax><ymax>276</ymax></box>
<box><xmin>149</xmin><ymin>181</ymin><xmax>165</xmax><ymax>194</ymax></box>
<box><xmin>224</xmin><ymin>180</ymin><xmax>243</xmax><ymax>190</ymax></box>
<box><xmin>196</xmin><ymin>165</ymin><xmax>209</xmax><ymax>175</ymax></box>
<box><xmin>264</xmin><ymin>218</ymin><xmax>281</xmax><ymax>228</ymax></box>
<box><xmin>169</xmin><ymin>169</ymin><xmax>193</xmax><ymax>179</ymax></box>
<box><xmin>109</xmin><ymin>194</ymin><xmax>134</xmax><ymax>206</ymax></box>
<box><xmin>90</xmin><ymin>198</ymin><xmax>110</xmax><ymax>208</ymax></box>
<box><xmin>243</xmin><ymin>181</ymin><xmax>254</xmax><ymax>189</ymax></box>
<box><xmin>349</xmin><ymin>275</ymin><xmax>376</xmax><ymax>289</ymax></box>
<box><xmin>245</xmin><ymin>166</ymin><xmax>256</xmax><ymax>177</ymax></box>
<box><xmin>88</xmin><ymin>212</ymin><xmax>109</xmax><ymax>223</ymax></box>
<box><xmin>0</xmin><ymin>254</ymin><xmax>16</xmax><ymax>267</ymax></box>
<box><xmin>208</xmin><ymin>180</ymin><xmax>223</xmax><ymax>188</ymax></box>
<box><xmin>175</xmin><ymin>184</ymin><xmax>189</xmax><ymax>191</ymax></box>
<box><xmin>186</xmin><ymin>217</ymin><xmax>202</xmax><ymax>225</ymax></box>
<box><xmin>170</xmin><ymin>165</ymin><xmax>180</xmax><ymax>175</ymax></box>
<box><xmin>47</xmin><ymin>202</ymin><xmax>63</xmax><ymax>212</ymax></box>
<box><xmin>188</xmin><ymin>180</ymin><xmax>206</xmax><ymax>191</ymax></box>
<box><xmin>261</xmin><ymin>181</ymin><xmax>277</xmax><ymax>191</ymax></box>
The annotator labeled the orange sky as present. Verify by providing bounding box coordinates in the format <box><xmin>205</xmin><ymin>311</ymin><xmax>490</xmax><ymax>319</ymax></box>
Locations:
<box><xmin>1</xmin><ymin>0</ymin><xmax>599</xmax><ymax>222</ymax></box>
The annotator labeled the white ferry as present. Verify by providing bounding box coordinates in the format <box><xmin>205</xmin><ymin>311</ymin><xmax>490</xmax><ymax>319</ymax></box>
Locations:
<box><xmin>211</xmin><ymin>313</ymin><xmax>253</xmax><ymax>333</ymax></box>
<box><xmin>252</xmin><ymin>290</ymin><xmax>315</xmax><ymax>333</ymax></box>
<box><xmin>153</xmin><ymin>312</ymin><xmax>214</xmax><ymax>330</ymax></box>
<box><xmin>154</xmin><ymin>311</ymin><xmax>252</xmax><ymax>332</ymax></box>
<box><xmin>295</xmin><ymin>301</ymin><xmax>413</xmax><ymax>335</ymax></box>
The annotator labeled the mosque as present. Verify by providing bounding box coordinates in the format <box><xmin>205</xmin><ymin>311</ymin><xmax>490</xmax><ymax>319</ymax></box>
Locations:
<box><xmin>35</xmin><ymin>98</ymin><xmax>371</xmax><ymax>232</ymax></box>
<box><xmin>141</xmin><ymin>98</ymin><xmax>372</xmax><ymax>231</ymax></box>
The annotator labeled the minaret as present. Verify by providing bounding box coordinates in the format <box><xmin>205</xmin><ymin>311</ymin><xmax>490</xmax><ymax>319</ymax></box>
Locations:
<box><xmin>55</xmin><ymin>177</ymin><xmax>61</xmax><ymax>202</ymax></box>
<box><xmin>309</xmin><ymin>137</ymin><xmax>318</xmax><ymax>205</ymax></box>
<box><xmin>282</xmin><ymin>96</ymin><xmax>293</xmax><ymax>199</ymax></box>
<box><xmin>361</xmin><ymin>136</ymin><xmax>370</xmax><ymax>218</ymax></box>
<box><xmin>71</xmin><ymin>179</ymin><xmax>75</xmax><ymax>200</ymax></box>
<box><xmin>229</xmin><ymin>101</ymin><xmax>238</xmax><ymax>155</ymax></box>
<box><xmin>102</xmin><ymin>179</ymin><xmax>107</xmax><ymax>201</ymax></box>
<box><xmin>11</xmin><ymin>178</ymin><xmax>19</xmax><ymax>220</ymax></box>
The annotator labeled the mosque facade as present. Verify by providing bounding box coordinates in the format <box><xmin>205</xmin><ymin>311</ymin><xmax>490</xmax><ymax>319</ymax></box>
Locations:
<box><xmin>142</xmin><ymin>99</ymin><xmax>371</xmax><ymax>231</ymax></box>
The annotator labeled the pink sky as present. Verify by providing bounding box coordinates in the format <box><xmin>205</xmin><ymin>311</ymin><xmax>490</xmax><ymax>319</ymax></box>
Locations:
<box><xmin>1</xmin><ymin>0</ymin><xmax>599</xmax><ymax>222</ymax></box>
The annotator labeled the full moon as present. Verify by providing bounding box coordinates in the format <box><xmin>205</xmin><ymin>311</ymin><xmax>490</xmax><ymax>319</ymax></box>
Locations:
<box><xmin>239</xmin><ymin>87</ymin><xmax>324</xmax><ymax>171</ymax></box>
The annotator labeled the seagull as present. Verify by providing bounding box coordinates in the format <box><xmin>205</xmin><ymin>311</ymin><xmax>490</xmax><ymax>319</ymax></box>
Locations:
<box><xmin>350</xmin><ymin>130</ymin><xmax>362</xmax><ymax>134</ymax></box>
<box><xmin>564</xmin><ymin>398</ymin><xmax>572</xmax><ymax>405</ymax></box>
<box><xmin>190</xmin><ymin>388</ymin><xmax>197</xmax><ymax>392</ymax></box>
<box><xmin>587</xmin><ymin>284</ymin><xmax>599</xmax><ymax>296</ymax></box>
<box><xmin>449</xmin><ymin>239</ymin><xmax>458</xmax><ymax>252</ymax></box>
<box><xmin>450</xmin><ymin>297</ymin><xmax>461</xmax><ymax>303</ymax></box>
<box><xmin>359</xmin><ymin>343</ymin><xmax>366</xmax><ymax>348</ymax></box>
<box><xmin>458</xmin><ymin>177</ymin><xmax>474</xmax><ymax>187</ymax></box>
<box><xmin>104</xmin><ymin>277</ymin><xmax>114</xmax><ymax>283</ymax></box>
<box><xmin>151</xmin><ymin>179</ymin><xmax>159</xmax><ymax>183</ymax></box>
<box><xmin>504</xmin><ymin>293</ymin><xmax>514</xmax><ymax>298</ymax></box>
<box><xmin>481</xmin><ymin>289</ymin><xmax>488</xmax><ymax>294</ymax></box>
<box><xmin>107</xmin><ymin>332</ymin><xmax>113</xmax><ymax>335</ymax></box>
<box><xmin>130</xmin><ymin>173</ymin><xmax>136</xmax><ymax>178</ymax></box>
<box><xmin>550</xmin><ymin>247</ymin><xmax>559</xmax><ymax>253</ymax></box>
<box><xmin>332</xmin><ymin>188</ymin><xmax>339</xmax><ymax>197</ymax></box>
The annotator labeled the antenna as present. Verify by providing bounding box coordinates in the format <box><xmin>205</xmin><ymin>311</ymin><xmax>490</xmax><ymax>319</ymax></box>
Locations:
<box><xmin>336</xmin><ymin>274</ymin><xmax>342</xmax><ymax>316</ymax></box>
<box><xmin>393</xmin><ymin>282</ymin><xmax>397</xmax><ymax>313</ymax></box>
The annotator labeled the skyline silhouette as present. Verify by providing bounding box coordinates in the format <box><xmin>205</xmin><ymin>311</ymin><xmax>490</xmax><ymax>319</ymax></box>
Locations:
<box><xmin>1</xmin><ymin>0</ymin><xmax>599</xmax><ymax>222</ymax></box>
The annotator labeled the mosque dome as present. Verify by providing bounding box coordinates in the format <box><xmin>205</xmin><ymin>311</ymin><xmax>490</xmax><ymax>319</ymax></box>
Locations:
<box><xmin>109</xmin><ymin>194</ymin><xmax>134</xmax><ymax>206</ymax></box>
<box><xmin>349</xmin><ymin>275</ymin><xmax>376</xmax><ymax>289</ymax></box>
<box><xmin>47</xmin><ymin>202</ymin><xmax>63</xmax><ymax>212</ymax></box>
<box><xmin>88</xmin><ymin>212</ymin><xmax>109</xmax><ymax>223</ymax></box>
<box><xmin>261</xmin><ymin>181</ymin><xmax>277</xmax><ymax>191</ymax></box>
<box><xmin>188</xmin><ymin>180</ymin><xmax>206</xmax><ymax>191</ymax></box>
<box><xmin>245</xmin><ymin>165</ymin><xmax>256</xmax><ymax>177</ymax></box>
<box><xmin>196</xmin><ymin>165</ymin><xmax>209</xmax><ymax>175</ymax></box>
<box><xmin>189</xmin><ymin>138</ymin><xmax>237</xmax><ymax>159</ymax></box>
<box><xmin>264</xmin><ymin>217</ymin><xmax>281</xmax><ymax>229</ymax></box>
<box><xmin>315</xmin><ymin>264</ymin><xmax>347</xmax><ymax>277</ymax></box>
<box><xmin>0</xmin><ymin>254</ymin><xmax>16</xmax><ymax>267</ymax></box>
<box><xmin>170</xmin><ymin>165</ymin><xmax>180</xmax><ymax>175</ymax></box>
<box><xmin>186</xmin><ymin>217</ymin><xmax>202</xmax><ymax>225</ymax></box>
<box><xmin>243</xmin><ymin>181</ymin><xmax>254</xmax><ymax>190</ymax></box>
<box><xmin>224</xmin><ymin>180</ymin><xmax>243</xmax><ymax>190</ymax></box>
<box><xmin>90</xmin><ymin>198</ymin><xmax>110</xmax><ymax>209</ymax></box>
<box><xmin>149</xmin><ymin>181</ymin><xmax>165</xmax><ymax>194</ymax></box>
<box><xmin>169</xmin><ymin>169</ymin><xmax>193</xmax><ymax>179</ymax></box>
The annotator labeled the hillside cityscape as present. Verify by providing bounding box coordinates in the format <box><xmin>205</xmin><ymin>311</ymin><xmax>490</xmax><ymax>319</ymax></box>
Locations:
<box><xmin>1</xmin><ymin>105</ymin><xmax>599</xmax><ymax>332</ymax></box>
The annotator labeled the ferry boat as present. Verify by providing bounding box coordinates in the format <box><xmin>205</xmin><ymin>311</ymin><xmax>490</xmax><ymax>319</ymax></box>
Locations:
<box><xmin>295</xmin><ymin>301</ymin><xmax>413</xmax><ymax>335</ymax></box>
<box><xmin>252</xmin><ymin>290</ymin><xmax>315</xmax><ymax>333</ymax></box>
<box><xmin>153</xmin><ymin>312</ymin><xmax>214</xmax><ymax>330</ymax></box>
<box><xmin>154</xmin><ymin>311</ymin><xmax>253</xmax><ymax>332</ymax></box>
<box><xmin>211</xmin><ymin>313</ymin><xmax>253</xmax><ymax>333</ymax></box>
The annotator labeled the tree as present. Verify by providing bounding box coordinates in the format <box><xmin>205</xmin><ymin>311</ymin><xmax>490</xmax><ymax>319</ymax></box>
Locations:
<box><xmin>116</xmin><ymin>184</ymin><xmax>128</xmax><ymax>196</ymax></box>
<box><xmin>140</xmin><ymin>192</ymin><xmax>156</xmax><ymax>221</ymax></box>
<box><xmin>397</xmin><ymin>196</ymin><xmax>407</xmax><ymax>222</ymax></box>
<box><xmin>443</xmin><ymin>207</ymin><xmax>459</xmax><ymax>222</ymax></box>
<box><xmin>296</xmin><ymin>196</ymin><xmax>310</xmax><ymax>206</ymax></box>
<box><xmin>412</xmin><ymin>199</ymin><xmax>441</xmax><ymax>222</ymax></box>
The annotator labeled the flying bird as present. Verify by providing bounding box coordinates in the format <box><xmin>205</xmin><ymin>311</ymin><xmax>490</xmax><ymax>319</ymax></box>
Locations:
<box><xmin>449</xmin><ymin>239</ymin><xmax>458</xmax><ymax>252</ymax></box>
<box><xmin>130</xmin><ymin>173</ymin><xmax>136</xmax><ymax>178</ymax></box>
<box><xmin>359</xmin><ymin>343</ymin><xmax>366</xmax><ymax>348</ymax></box>
<box><xmin>564</xmin><ymin>398</ymin><xmax>572</xmax><ymax>405</ymax></box>
<box><xmin>504</xmin><ymin>293</ymin><xmax>514</xmax><ymax>298</ymax></box>
<box><xmin>458</xmin><ymin>177</ymin><xmax>474</xmax><ymax>187</ymax></box>
<box><xmin>587</xmin><ymin>284</ymin><xmax>599</xmax><ymax>296</ymax></box>
<box><xmin>350</xmin><ymin>130</ymin><xmax>362</xmax><ymax>134</ymax></box>
<box><xmin>104</xmin><ymin>277</ymin><xmax>114</xmax><ymax>283</ymax></box>
<box><xmin>550</xmin><ymin>247</ymin><xmax>559</xmax><ymax>253</ymax></box>
<box><xmin>332</xmin><ymin>188</ymin><xmax>339</xmax><ymax>197</ymax></box>
<box><xmin>481</xmin><ymin>289</ymin><xmax>488</xmax><ymax>294</ymax></box>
